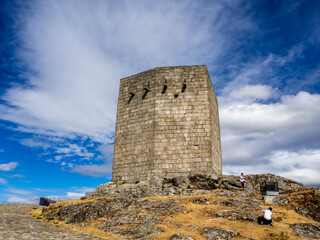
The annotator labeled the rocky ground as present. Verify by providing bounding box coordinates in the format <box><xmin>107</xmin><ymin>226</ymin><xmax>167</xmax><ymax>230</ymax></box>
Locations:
<box><xmin>33</xmin><ymin>174</ymin><xmax>320</xmax><ymax>240</ymax></box>
<box><xmin>0</xmin><ymin>204</ymin><xmax>105</xmax><ymax>240</ymax></box>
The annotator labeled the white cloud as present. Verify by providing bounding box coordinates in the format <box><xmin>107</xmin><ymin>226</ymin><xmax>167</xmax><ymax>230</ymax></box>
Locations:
<box><xmin>229</xmin><ymin>85</ymin><xmax>278</xmax><ymax>102</ymax></box>
<box><xmin>96</xmin><ymin>144</ymin><xmax>114</xmax><ymax>160</ymax></box>
<box><xmin>220</xmin><ymin>45</ymin><xmax>304</xmax><ymax>96</ymax></box>
<box><xmin>71</xmin><ymin>163</ymin><xmax>112</xmax><ymax>177</ymax></box>
<box><xmin>223</xmin><ymin>150</ymin><xmax>320</xmax><ymax>186</ymax></box>
<box><xmin>20</xmin><ymin>138</ymin><xmax>51</xmax><ymax>149</ymax></box>
<box><xmin>5</xmin><ymin>196</ymin><xmax>38</xmax><ymax>204</ymax></box>
<box><xmin>0</xmin><ymin>0</ymin><xmax>251</xmax><ymax>173</ymax></box>
<box><xmin>0</xmin><ymin>178</ymin><xmax>8</xmax><ymax>185</ymax></box>
<box><xmin>4</xmin><ymin>186</ymin><xmax>96</xmax><ymax>203</ymax></box>
<box><xmin>5</xmin><ymin>187</ymin><xmax>32</xmax><ymax>195</ymax></box>
<box><xmin>220</xmin><ymin>89</ymin><xmax>320</xmax><ymax>185</ymax></box>
<box><xmin>0</xmin><ymin>162</ymin><xmax>18</xmax><ymax>171</ymax></box>
<box><xmin>71</xmin><ymin>186</ymin><xmax>95</xmax><ymax>193</ymax></box>
<box><xmin>45</xmin><ymin>187</ymin><xmax>96</xmax><ymax>201</ymax></box>
<box><xmin>7</xmin><ymin>174</ymin><xmax>26</xmax><ymax>179</ymax></box>
<box><xmin>0</xmin><ymin>0</ymin><xmax>231</xmax><ymax>143</ymax></box>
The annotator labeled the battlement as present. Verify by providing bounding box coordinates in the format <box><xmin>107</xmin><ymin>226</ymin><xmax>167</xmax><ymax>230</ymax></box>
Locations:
<box><xmin>112</xmin><ymin>65</ymin><xmax>222</xmax><ymax>183</ymax></box>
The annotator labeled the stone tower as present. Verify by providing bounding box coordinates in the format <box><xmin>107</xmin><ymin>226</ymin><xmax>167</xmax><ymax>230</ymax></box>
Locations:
<box><xmin>112</xmin><ymin>65</ymin><xmax>222</xmax><ymax>183</ymax></box>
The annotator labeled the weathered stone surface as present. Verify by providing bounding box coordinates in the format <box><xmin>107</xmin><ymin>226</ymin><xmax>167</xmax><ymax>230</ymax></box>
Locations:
<box><xmin>87</xmin><ymin>175</ymin><xmax>218</xmax><ymax>199</ymax></box>
<box><xmin>169</xmin><ymin>233</ymin><xmax>195</xmax><ymax>240</ymax></box>
<box><xmin>290</xmin><ymin>223</ymin><xmax>320</xmax><ymax>239</ymax></box>
<box><xmin>118</xmin><ymin>223</ymin><xmax>163</xmax><ymax>239</ymax></box>
<box><xmin>112</xmin><ymin>65</ymin><xmax>222</xmax><ymax>184</ymax></box>
<box><xmin>214</xmin><ymin>198</ymin><xmax>262</xmax><ymax>211</ymax></box>
<box><xmin>43</xmin><ymin>198</ymin><xmax>132</xmax><ymax>224</ymax></box>
<box><xmin>213</xmin><ymin>189</ymin><xmax>236</xmax><ymax>197</ymax></box>
<box><xmin>87</xmin><ymin>182</ymin><xmax>157</xmax><ymax>199</ymax></box>
<box><xmin>98</xmin><ymin>213</ymin><xmax>160</xmax><ymax>233</ymax></box>
<box><xmin>293</xmin><ymin>191</ymin><xmax>320</xmax><ymax>222</ymax></box>
<box><xmin>229</xmin><ymin>212</ymin><xmax>259</xmax><ymax>222</ymax></box>
<box><xmin>192</xmin><ymin>197</ymin><xmax>210</xmax><ymax>204</ymax></box>
<box><xmin>220</xmin><ymin>175</ymin><xmax>244</xmax><ymax>189</ymax></box>
<box><xmin>221</xmin><ymin>174</ymin><xmax>304</xmax><ymax>193</ymax></box>
<box><xmin>188</xmin><ymin>225</ymin><xmax>200</xmax><ymax>231</ymax></box>
<box><xmin>51</xmin><ymin>198</ymin><xmax>182</xmax><ymax>237</ymax></box>
<box><xmin>212</xmin><ymin>211</ymin><xmax>258</xmax><ymax>222</ymax></box>
<box><xmin>87</xmin><ymin>173</ymin><xmax>305</xmax><ymax>199</ymax></box>
<box><xmin>188</xmin><ymin>174</ymin><xmax>220</xmax><ymax>190</ymax></box>
<box><xmin>212</xmin><ymin>211</ymin><xmax>229</xmax><ymax>219</ymax></box>
<box><xmin>263</xmin><ymin>195</ymin><xmax>291</xmax><ymax>205</ymax></box>
<box><xmin>0</xmin><ymin>204</ymin><xmax>104</xmax><ymax>240</ymax></box>
<box><xmin>202</xmin><ymin>227</ymin><xmax>237</xmax><ymax>240</ymax></box>
<box><xmin>213</xmin><ymin>189</ymin><xmax>253</xmax><ymax>198</ymax></box>
<box><xmin>246</xmin><ymin>174</ymin><xmax>304</xmax><ymax>193</ymax></box>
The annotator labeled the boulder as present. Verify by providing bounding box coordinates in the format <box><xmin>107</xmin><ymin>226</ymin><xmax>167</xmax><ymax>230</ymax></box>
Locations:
<box><xmin>119</xmin><ymin>223</ymin><xmax>163</xmax><ymax>239</ymax></box>
<box><xmin>188</xmin><ymin>174</ymin><xmax>220</xmax><ymax>189</ymax></box>
<box><xmin>44</xmin><ymin>198</ymin><xmax>132</xmax><ymax>224</ymax></box>
<box><xmin>212</xmin><ymin>211</ymin><xmax>229</xmax><ymax>219</ymax></box>
<box><xmin>169</xmin><ymin>233</ymin><xmax>195</xmax><ymax>240</ymax></box>
<box><xmin>293</xmin><ymin>191</ymin><xmax>320</xmax><ymax>222</ymax></box>
<box><xmin>202</xmin><ymin>227</ymin><xmax>237</xmax><ymax>240</ymax></box>
<box><xmin>229</xmin><ymin>212</ymin><xmax>259</xmax><ymax>222</ymax></box>
<box><xmin>290</xmin><ymin>223</ymin><xmax>320</xmax><ymax>239</ymax></box>
<box><xmin>192</xmin><ymin>197</ymin><xmax>210</xmax><ymax>204</ymax></box>
<box><xmin>188</xmin><ymin>225</ymin><xmax>200</xmax><ymax>231</ymax></box>
<box><xmin>87</xmin><ymin>182</ymin><xmax>159</xmax><ymax>199</ymax></box>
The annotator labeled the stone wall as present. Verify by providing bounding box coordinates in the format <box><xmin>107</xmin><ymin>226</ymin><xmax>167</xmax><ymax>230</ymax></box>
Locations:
<box><xmin>112</xmin><ymin>65</ymin><xmax>222</xmax><ymax>183</ymax></box>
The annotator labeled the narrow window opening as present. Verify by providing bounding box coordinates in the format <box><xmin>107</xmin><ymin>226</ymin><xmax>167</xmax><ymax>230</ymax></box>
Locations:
<box><xmin>174</xmin><ymin>94</ymin><xmax>179</xmax><ymax>98</ymax></box>
<box><xmin>142</xmin><ymin>88</ymin><xmax>149</xmax><ymax>99</ymax></box>
<box><xmin>128</xmin><ymin>92</ymin><xmax>135</xmax><ymax>103</ymax></box>
<box><xmin>181</xmin><ymin>83</ymin><xmax>186</xmax><ymax>93</ymax></box>
<box><xmin>162</xmin><ymin>85</ymin><xmax>167</xmax><ymax>94</ymax></box>
<box><xmin>181</xmin><ymin>78</ymin><xmax>187</xmax><ymax>93</ymax></box>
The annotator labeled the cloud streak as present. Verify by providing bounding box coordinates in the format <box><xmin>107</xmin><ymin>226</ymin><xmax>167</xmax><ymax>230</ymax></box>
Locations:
<box><xmin>0</xmin><ymin>178</ymin><xmax>8</xmax><ymax>185</ymax></box>
<box><xmin>3</xmin><ymin>186</ymin><xmax>96</xmax><ymax>203</ymax></box>
<box><xmin>0</xmin><ymin>162</ymin><xmax>18</xmax><ymax>171</ymax></box>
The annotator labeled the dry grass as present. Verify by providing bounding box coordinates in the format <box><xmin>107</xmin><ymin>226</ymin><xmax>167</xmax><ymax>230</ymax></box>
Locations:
<box><xmin>30</xmin><ymin>191</ymin><xmax>318</xmax><ymax>240</ymax></box>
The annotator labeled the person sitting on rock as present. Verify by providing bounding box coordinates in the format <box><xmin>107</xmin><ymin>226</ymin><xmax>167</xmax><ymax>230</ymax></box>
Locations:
<box><xmin>258</xmin><ymin>207</ymin><xmax>273</xmax><ymax>226</ymax></box>
<box><xmin>239</xmin><ymin>173</ymin><xmax>247</xmax><ymax>188</ymax></box>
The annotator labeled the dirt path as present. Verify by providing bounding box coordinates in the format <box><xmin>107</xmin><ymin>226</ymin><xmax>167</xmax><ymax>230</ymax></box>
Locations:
<box><xmin>0</xmin><ymin>204</ymin><xmax>105</xmax><ymax>240</ymax></box>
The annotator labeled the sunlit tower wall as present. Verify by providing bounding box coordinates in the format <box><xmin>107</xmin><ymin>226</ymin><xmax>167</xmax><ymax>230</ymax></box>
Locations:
<box><xmin>112</xmin><ymin>65</ymin><xmax>222</xmax><ymax>183</ymax></box>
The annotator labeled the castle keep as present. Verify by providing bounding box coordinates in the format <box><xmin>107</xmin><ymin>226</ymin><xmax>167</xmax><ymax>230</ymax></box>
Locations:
<box><xmin>112</xmin><ymin>65</ymin><xmax>222</xmax><ymax>183</ymax></box>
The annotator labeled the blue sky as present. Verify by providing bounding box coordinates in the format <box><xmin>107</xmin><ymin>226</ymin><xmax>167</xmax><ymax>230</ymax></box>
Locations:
<box><xmin>0</xmin><ymin>0</ymin><xmax>319</xmax><ymax>203</ymax></box>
